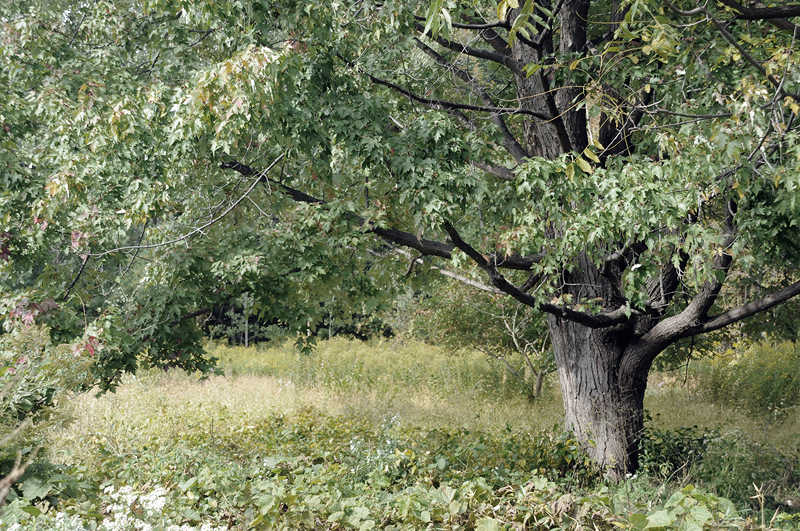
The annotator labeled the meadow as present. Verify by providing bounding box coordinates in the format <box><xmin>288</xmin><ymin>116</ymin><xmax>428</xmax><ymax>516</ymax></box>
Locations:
<box><xmin>2</xmin><ymin>337</ymin><xmax>799</xmax><ymax>530</ymax></box>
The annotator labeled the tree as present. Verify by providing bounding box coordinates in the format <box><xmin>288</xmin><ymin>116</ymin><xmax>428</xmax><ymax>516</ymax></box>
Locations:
<box><xmin>412</xmin><ymin>280</ymin><xmax>554</xmax><ymax>399</ymax></box>
<box><xmin>3</xmin><ymin>0</ymin><xmax>800</xmax><ymax>479</ymax></box>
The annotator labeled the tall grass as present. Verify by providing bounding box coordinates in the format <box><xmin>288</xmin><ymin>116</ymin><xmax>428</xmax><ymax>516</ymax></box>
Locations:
<box><xmin>56</xmin><ymin>337</ymin><xmax>800</xmax><ymax>459</ymax></box>
<box><xmin>54</xmin><ymin>338</ymin><xmax>566</xmax><ymax>463</ymax></box>
<box><xmin>209</xmin><ymin>337</ymin><xmax>565</xmax><ymax>430</ymax></box>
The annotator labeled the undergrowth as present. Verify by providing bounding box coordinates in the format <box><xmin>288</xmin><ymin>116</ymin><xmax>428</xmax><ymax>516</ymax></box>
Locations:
<box><xmin>2</xmin><ymin>338</ymin><xmax>799</xmax><ymax>530</ymax></box>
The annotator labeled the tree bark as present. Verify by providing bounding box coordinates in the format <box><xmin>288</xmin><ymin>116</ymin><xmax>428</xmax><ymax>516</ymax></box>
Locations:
<box><xmin>549</xmin><ymin>315</ymin><xmax>651</xmax><ymax>480</ymax></box>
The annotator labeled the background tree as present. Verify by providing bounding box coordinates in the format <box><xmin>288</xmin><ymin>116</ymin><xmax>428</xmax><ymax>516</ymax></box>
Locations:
<box><xmin>412</xmin><ymin>280</ymin><xmax>554</xmax><ymax>399</ymax></box>
<box><xmin>3</xmin><ymin>0</ymin><xmax>800</xmax><ymax>479</ymax></box>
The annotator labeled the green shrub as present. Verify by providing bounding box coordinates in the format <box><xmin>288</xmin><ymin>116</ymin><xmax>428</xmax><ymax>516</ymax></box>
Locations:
<box><xmin>638</xmin><ymin>416</ymin><xmax>714</xmax><ymax>480</ymax></box>
<box><xmin>1</xmin><ymin>325</ymin><xmax>95</xmax><ymax>453</ymax></box>
<box><xmin>637</xmin><ymin>417</ymin><xmax>800</xmax><ymax>513</ymax></box>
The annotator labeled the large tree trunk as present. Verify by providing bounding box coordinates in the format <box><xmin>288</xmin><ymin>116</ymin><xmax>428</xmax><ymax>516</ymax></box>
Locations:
<box><xmin>549</xmin><ymin>316</ymin><xmax>648</xmax><ymax>480</ymax></box>
<box><xmin>509</xmin><ymin>0</ymin><xmax>656</xmax><ymax>480</ymax></box>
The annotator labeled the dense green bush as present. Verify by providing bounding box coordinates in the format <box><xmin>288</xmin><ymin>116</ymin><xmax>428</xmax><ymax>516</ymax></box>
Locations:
<box><xmin>695</xmin><ymin>341</ymin><xmax>800</xmax><ymax>419</ymax></box>
<box><xmin>638</xmin><ymin>413</ymin><xmax>800</xmax><ymax>514</ymax></box>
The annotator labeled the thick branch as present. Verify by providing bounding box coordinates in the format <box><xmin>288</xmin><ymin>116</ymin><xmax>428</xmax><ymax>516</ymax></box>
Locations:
<box><xmin>533</xmin><ymin>68</ymin><xmax>575</xmax><ymax>154</ymax></box>
<box><xmin>716</xmin><ymin>0</ymin><xmax>800</xmax><ymax>35</ymax></box>
<box><xmin>442</xmin><ymin>221</ymin><xmax>641</xmax><ymax>328</ymax></box>
<box><xmin>692</xmin><ymin>278</ymin><xmax>800</xmax><ymax>334</ymax></box>
<box><xmin>735</xmin><ymin>6</ymin><xmax>800</xmax><ymax>20</ymax></box>
<box><xmin>479</xmin><ymin>27</ymin><xmax>513</xmax><ymax>55</ymax></box>
<box><xmin>472</xmin><ymin>160</ymin><xmax>516</xmax><ymax>180</ymax></box>
<box><xmin>176</xmin><ymin>308</ymin><xmax>211</xmax><ymax>324</ymax></box>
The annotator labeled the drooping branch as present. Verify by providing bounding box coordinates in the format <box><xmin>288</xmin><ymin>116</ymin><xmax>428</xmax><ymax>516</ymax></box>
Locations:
<box><xmin>221</xmin><ymin>158</ymin><xmax>544</xmax><ymax>270</ymax></box>
<box><xmin>362</xmin><ymin>71</ymin><xmax>553</xmax><ymax>121</ymax></box>
<box><xmin>391</xmin><ymin>246</ymin><xmax>503</xmax><ymax>294</ymax></box>
<box><xmin>177</xmin><ymin>308</ymin><xmax>211</xmax><ymax>323</ymax></box>
<box><xmin>90</xmin><ymin>153</ymin><xmax>286</xmax><ymax>257</ymax></box>
<box><xmin>645</xmin><ymin>108</ymin><xmax>733</xmax><ymax>121</ymax></box>
<box><xmin>412</xmin><ymin>38</ymin><xmax>530</xmax><ymax>163</ymax></box>
<box><xmin>442</xmin><ymin>221</ymin><xmax>643</xmax><ymax>328</ymax></box>
<box><xmin>663</xmin><ymin>0</ymin><xmax>800</xmax><ymax>99</ymax></box>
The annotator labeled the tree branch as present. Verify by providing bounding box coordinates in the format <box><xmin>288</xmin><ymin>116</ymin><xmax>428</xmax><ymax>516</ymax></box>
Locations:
<box><xmin>716</xmin><ymin>0</ymin><xmax>800</xmax><ymax>35</ymax></box>
<box><xmin>0</xmin><ymin>448</ymin><xmax>39</xmax><ymax>514</ymax></box>
<box><xmin>90</xmin><ymin>153</ymin><xmax>286</xmax><ymax>257</ymax></box>
<box><xmin>412</xmin><ymin>38</ymin><xmax>529</xmax><ymax>162</ymax></box>
<box><xmin>413</xmin><ymin>22</ymin><xmax>525</xmax><ymax>76</ymax></box>
<box><xmin>413</xmin><ymin>14</ymin><xmax>510</xmax><ymax>31</ymax></box>
<box><xmin>362</xmin><ymin>70</ymin><xmax>553</xmax><ymax>121</ymax></box>
<box><xmin>442</xmin><ymin>221</ymin><xmax>642</xmax><ymax>328</ymax></box>
<box><xmin>221</xmin><ymin>159</ymin><xmax>544</xmax><ymax>270</ymax></box>
<box><xmin>693</xmin><ymin>278</ymin><xmax>800</xmax><ymax>334</ymax></box>
<box><xmin>61</xmin><ymin>254</ymin><xmax>90</xmax><ymax>301</ymax></box>
<box><xmin>472</xmin><ymin>160</ymin><xmax>516</xmax><ymax>180</ymax></box>
<box><xmin>663</xmin><ymin>0</ymin><xmax>800</xmax><ymax>99</ymax></box>
<box><xmin>734</xmin><ymin>6</ymin><xmax>800</xmax><ymax>20</ymax></box>
<box><xmin>392</xmin><ymin>246</ymin><xmax>504</xmax><ymax>294</ymax></box>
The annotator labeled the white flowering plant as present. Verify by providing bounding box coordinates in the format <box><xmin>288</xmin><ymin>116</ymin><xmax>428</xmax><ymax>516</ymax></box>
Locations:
<box><xmin>2</xmin><ymin>484</ymin><xmax>229</xmax><ymax>531</ymax></box>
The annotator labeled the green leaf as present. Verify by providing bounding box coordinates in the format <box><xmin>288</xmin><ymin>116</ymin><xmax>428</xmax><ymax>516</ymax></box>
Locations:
<box><xmin>629</xmin><ymin>513</ymin><xmax>649</xmax><ymax>530</ymax></box>
<box><xmin>665</xmin><ymin>490</ymin><xmax>686</xmax><ymax>508</ymax></box>
<box><xmin>583</xmin><ymin>147</ymin><xmax>601</xmax><ymax>164</ymax></box>
<box><xmin>476</xmin><ymin>517</ymin><xmax>504</xmax><ymax>531</ymax></box>
<box><xmin>644</xmin><ymin>509</ymin><xmax>676</xmax><ymax>529</ymax></box>
<box><xmin>21</xmin><ymin>505</ymin><xmax>42</xmax><ymax>517</ymax></box>
<box><xmin>441</xmin><ymin>8</ymin><xmax>452</xmax><ymax>34</ymax></box>
<box><xmin>21</xmin><ymin>477</ymin><xmax>52</xmax><ymax>500</ymax></box>
<box><xmin>575</xmin><ymin>157</ymin><xmax>593</xmax><ymax>174</ymax></box>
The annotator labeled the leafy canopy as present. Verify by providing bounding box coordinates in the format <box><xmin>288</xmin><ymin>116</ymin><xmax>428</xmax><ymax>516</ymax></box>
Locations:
<box><xmin>1</xmin><ymin>0</ymin><xmax>800</xmax><ymax>388</ymax></box>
